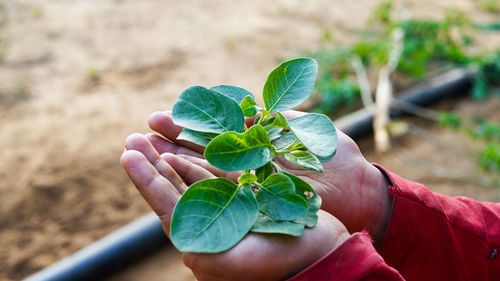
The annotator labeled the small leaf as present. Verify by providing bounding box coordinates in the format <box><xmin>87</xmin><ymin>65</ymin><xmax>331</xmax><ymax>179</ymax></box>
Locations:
<box><xmin>267</xmin><ymin>127</ymin><xmax>283</xmax><ymax>141</ymax></box>
<box><xmin>253</xmin><ymin>110</ymin><xmax>273</xmax><ymax>127</ymax></box>
<box><xmin>240</xmin><ymin>96</ymin><xmax>258</xmax><ymax>117</ymax></box>
<box><xmin>177</xmin><ymin>128</ymin><xmax>218</xmax><ymax>147</ymax></box>
<box><xmin>172</xmin><ymin>86</ymin><xmax>245</xmax><ymax>134</ymax></box>
<box><xmin>238</xmin><ymin>172</ymin><xmax>258</xmax><ymax>185</ymax></box>
<box><xmin>205</xmin><ymin>125</ymin><xmax>274</xmax><ymax>171</ymax></box>
<box><xmin>254</xmin><ymin>115</ymin><xmax>261</xmax><ymax>126</ymax></box>
<box><xmin>251</xmin><ymin>214</ymin><xmax>304</xmax><ymax>236</ymax></box>
<box><xmin>272</xmin><ymin>132</ymin><xmax>298</xmax><ymax>150</ymax></box>
<box><xmin>171</xmin><ymin>179</ymin><xmax>258</xmax><ymax>253</ymax></box>
<box><xmin>284</xmin><ymin>151</ymin><xmax>323</xmax><ymax>172</ymax></box>
<box><xmin>273</xmin><ymin>112</ymin><xmax>290</xmax><ymax>128</ymax></box>
<box><xmin>211</xmin><ymin>85</ymin><xmax>255</xmax><ymax>104</ymax></box>
<box><xmin>288</xmin><ymin>113</ymin><xmax>338</xmax><ymax>161</ymax></box>
<box><xmin>257</xmin><ymin>174</ymin><xmax>308</xmax><ymax>221</ymax></box>
<box><xmin>284</xmin><ymin>172</ymin><xmax>321</xmax><ymax>227</ymax></box>
<box><xmin>263</xmin><ymin>58</ymin><xmax>318</xmax><ymax>112</ymax></box>
<box><xmin>255</xmin><ymin>162</ymin><xmax>273</xmax><ymax>183</ymax></box>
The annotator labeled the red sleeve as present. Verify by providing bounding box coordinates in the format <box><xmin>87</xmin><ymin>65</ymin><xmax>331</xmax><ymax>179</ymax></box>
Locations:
<box><xmin>377</xmin><ymin>165</ymin><xmax>500</xmax><ymax>281</ymax></box>
<box><xmin>287</xmin><ymin>231</ymin><xmax>404</xmax><ymax>281</ymax></box>
<box><xmin>288</xmin><ymin>165</ymin><xmax>500</xmax><ymax>281</ymax></box>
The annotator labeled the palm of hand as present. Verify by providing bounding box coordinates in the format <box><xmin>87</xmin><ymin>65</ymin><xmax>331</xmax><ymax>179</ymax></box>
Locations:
<box><xmin>121</xmin><ymin>130</ymin><xmax>349</xmax><ymax>280</ymax></box>
<box><xmin>121</xmin><ymin>110</ymin><xmax>390</xmax><ymax>280</ymax></box>
<box><xmin>145</xmin><ymin>110</ymin><xmax>388</xmax><ymax>242</ymax></box>
<box><xmin>181</xmin><ymin>211</ymin><xmax>348</xmax><ymax>281</ymax></box>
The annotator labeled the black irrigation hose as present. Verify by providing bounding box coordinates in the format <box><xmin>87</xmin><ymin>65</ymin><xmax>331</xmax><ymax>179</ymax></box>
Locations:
<box><xmin>24</xmin><ymin>213</ymin><xmax>168</xmax><ymax>281</ymax></box>
<box><xmin>23</xmin><ymin>68</ymin><xmax>473</xmax><ymax>281</ymax></box>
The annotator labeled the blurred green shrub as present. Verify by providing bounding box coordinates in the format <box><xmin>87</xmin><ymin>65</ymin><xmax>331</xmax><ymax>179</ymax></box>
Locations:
<box><xmin>309</xmin><ymin>1</ymin><xmax>500</xmax><ymax>115</ymax></box>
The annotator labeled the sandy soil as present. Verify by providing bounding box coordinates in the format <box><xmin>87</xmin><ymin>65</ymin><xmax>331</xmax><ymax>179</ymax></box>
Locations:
<box><xmin>0</xmin><ymin>0</ymin><xmax>498</xmax><ymax>280</ymax></box>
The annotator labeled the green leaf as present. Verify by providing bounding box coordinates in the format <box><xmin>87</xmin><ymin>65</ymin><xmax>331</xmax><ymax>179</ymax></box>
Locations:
<box><xmin>263</xmin><ymin>58</ymin><xmax>318</xmax><ymax>112</ymax></box>
<box><xmin>172</xmin><ymin>86</ymin><xmax>245</xmax><ymax>134</ymax></box>
<box><xmin>251</xmin><ymin>214</ymin><xmax>304</xmax><ymax>236</ymax></box>
<box><xmin>272</xmin><ymin>132</ymin><xmax>298</xmax><ymax>150</ymax></box>
<box><xmin>288</xmin><ymin>113</ymin><xmax>337</xmax><ymax>161</ymax></box>
<box><xmin>284</xmin><ymin>172</ymin><xmax>321</xmax><ymax>227</ymax></box>
<box><xmin>238</xmin><ymin>172</ymin><xmax>258</xmax><ymax>185</ymax></box>
<box><xmin>211</xmin><ymin>85</ymin><xmax>255</xmax><ymax>104</ymax></box>
<box><xmin>205</xmin><ymin>125</ymin><xmax>274</xmax><ymax>171</ymax></box>
<box><xmin>171</xmin><ymin>179</ymin><xmax>258</xmax><ymax>253</ymax></box>
<box><xmin>284</xmin><ymin>151</ymin><xmax>323</xmax><ymax>172</ymax></box>
<box><xmin>240</xmin><ymin>96</ymin><xmax>258</xmax><ymax>117</ymax></box>
<box><xmin>274</xmin><ymin>112</ymin><xmax>290</xmax><ymax>128</ymax></box>
<box><xmin>257</xmin><ymin>174</ymin><xmax>308</xmax><ymax>221</ymax></box>
<box><xmin>255</xmin><ymin>162</ymin><xmax>273</xmax><ymax>183</ymax></box>
<box><xmin>177</xmin><ymin>128</ymin><xmax>218</xmax><ymax>147</ymax></box>
<box><xmin>267</xmin><ymin>127</ymin><xmax>283</xmax><ymax>141</ymax></box>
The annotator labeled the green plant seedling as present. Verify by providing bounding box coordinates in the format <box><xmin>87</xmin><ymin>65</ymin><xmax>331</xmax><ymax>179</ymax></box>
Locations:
<box><xmin>170</xmin><ymin>57</ymin><xmax>338</xmax><ymax>253</ymax></box>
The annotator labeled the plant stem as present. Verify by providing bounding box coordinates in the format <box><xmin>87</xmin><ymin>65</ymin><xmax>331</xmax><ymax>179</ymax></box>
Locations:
<box><xmin>270</xmin><ymin>161</ymin><xmax>283</xmax><ymax>174</ymax></box>
<box><xmin>351</xmin><ymin>54</ymin><xmax>374</xmax><ymax>108</ymax></box>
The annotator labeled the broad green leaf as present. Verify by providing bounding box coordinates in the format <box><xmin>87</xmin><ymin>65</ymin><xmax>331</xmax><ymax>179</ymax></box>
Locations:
<box><xmin>240</xmin><ymin>96</ymin><xmax>258</xmax><ymax>117</ymax></box>
<box><xmin>284</xmin><ymin>151</ymin><xmax>323</xmax><ymax>172</ymax></box>
<box><xmin>263</xmin><ymin>58</ymin><xmax>318</xmax><ymax>112</ymax></box>
<box><xmin>205</xmin><ymin>125</ymin><xmax>274</xmax><ymax>171</ymax></box>
<box><xmin>177</xmin><ymin>128</ymin><xmax>218</xmax><ymax>147</ymax></box>
<box><xmin>272</xmin><ymin>132</ymin><xmax>298</xmax><ymax>151</ymax></box>
<box><xmin>255</xmin><ymin>162</ymin><xmax>273</xmax><ymax>183</ymax></box>
<box><xmin>251</xmin><ymin>214</ymin><xmax>304</xmax><ymax>236</ymax></box>
<box><xmin>211</xmin><ymin>85</ymin><xmax>255</xmax><ymax>104</ymax></box>
<box><xmin>284</xmin><ymin>172</ymin><xmax>321</xmax><ymax>227</ymax></box>
<box><xmin>238</xmin><ymin>172</ymin><xmax>258</xmax><ymax>185</ymax></box>
<box><xmin>172</xmin><ymin>86</ymin><xmax>245</xmax><ymax>134</ymax></box>
<box><xmin>171</xmin><ymin>179</ymin><xmax>258</xmax><ymax>253</ymax></box>
<box><xmin>294</xmin><ymin>208</ymin><xmax>319</xmax><ymax>228</ymax></box>
<box><xmin>257</xmin><ymin>174</ymin><xmax>308</xmax><ymax>221</ymax></box>
<box><xmin>288</xmin><ymin>113</ymin><xmax>338</xmax><ymax>161</ymax></box>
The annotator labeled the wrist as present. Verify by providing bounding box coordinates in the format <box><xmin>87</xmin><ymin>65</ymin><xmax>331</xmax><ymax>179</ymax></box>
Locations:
<box><xmin>361</xmin><ymin>163</ymin><xmax>393</xmax><ymax>249</ymax></box>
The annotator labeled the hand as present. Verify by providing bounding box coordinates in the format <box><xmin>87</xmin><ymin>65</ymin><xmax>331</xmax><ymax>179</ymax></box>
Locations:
<box><xmin>121</xmin><ymin>134</ymin><xmax>350</xmax><ymax>281</ymax></box>
<box><xmin>142</xmin><ymin>110</ymin><xmax>392</xmax><ymax>248</ymax></box>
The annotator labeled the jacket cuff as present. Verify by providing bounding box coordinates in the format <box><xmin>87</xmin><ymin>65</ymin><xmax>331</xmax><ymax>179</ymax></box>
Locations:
<box><xmin>373</xmin><ymin>164</ymin><xmax>435</xmax><ymax>263</ymax></box>
<box><xmin>287</xmin><ymin>231</ymin><xmax>401</xmax><ymax>281</ymax></box>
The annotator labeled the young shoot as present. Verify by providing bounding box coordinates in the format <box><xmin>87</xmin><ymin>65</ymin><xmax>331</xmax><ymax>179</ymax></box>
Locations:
<box><xmin>170</xmin><ymin>57</ymin><xmax>338</xmax><ymax>253</ymax></box>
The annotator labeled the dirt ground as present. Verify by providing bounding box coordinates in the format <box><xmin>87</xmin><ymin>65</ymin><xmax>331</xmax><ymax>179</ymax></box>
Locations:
<box><xmin>0</xmin><ymin>0</ymin><xmax>498</xmax><ymax>280</ymax></box>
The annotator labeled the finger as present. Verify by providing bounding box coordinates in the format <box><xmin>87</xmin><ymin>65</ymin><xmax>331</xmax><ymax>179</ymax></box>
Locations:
<box><xmin>177</xmin><ymin>154</ymin><xmax>241</xmax><ymax>183</ymax></box>
<box><xmin>120</xmin><ymin>150</ymin><xmax>179</xmax><ymax>236</ymax></box>
<box><xmin>125</xmin><ymin>133</ymin><xmax>188</xmax><ymax>193</ymax></box>
<box><xmin>245</xmin><ymin>111</ymin><xmax>262</xmax><ymax>128</ymax></box>
<box><xmin>161</xmin><ymin>153</ymin><xmax>216</xmax><ymax>185</ymax></box>
<box><xmin>148</xmin><ymin>111</ymin><xmax>205</xmax><ymax>154</ymax></box>
<box><xmin>147</xmin><ymin>133</ymin><xmax>203</xmax><ymax>158</ymax></box>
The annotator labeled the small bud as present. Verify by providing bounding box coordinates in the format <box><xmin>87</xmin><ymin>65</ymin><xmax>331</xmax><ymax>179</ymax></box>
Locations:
<box><xmin>304</xmin><ymin>191</ymin><xmax>314</xmax><ymax>199</ymax></box>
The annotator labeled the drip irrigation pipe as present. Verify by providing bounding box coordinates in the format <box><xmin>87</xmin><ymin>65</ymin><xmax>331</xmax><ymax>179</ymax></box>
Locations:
<box><xmin>23</xmin><ymin>213</ymin><xmax>168</xmax><ymax>281</ymax></box>
<box><xmin>23</xmin><ymin>68</ymin><xmax>473</xmax><ymax>281</ymax></box>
